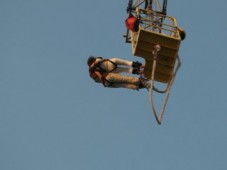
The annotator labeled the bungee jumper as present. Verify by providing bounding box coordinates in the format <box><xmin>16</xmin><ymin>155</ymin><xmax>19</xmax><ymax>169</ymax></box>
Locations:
<box><xmin>87</xmin><ymin>56</ymin><xmax>150</xmax><ymax>90</ymax></box>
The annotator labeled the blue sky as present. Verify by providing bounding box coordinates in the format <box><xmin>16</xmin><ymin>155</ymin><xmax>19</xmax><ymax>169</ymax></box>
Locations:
<box><xmin>1</xmin><ymin>0</ymin><xmax>226</xmax><ymax>170</ymax></box>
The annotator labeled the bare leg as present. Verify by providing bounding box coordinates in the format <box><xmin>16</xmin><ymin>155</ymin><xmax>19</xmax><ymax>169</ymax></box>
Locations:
<box><xmin>112</xmin><ymin>67</ymin><xmax>133</xmax><ymax>74</ymax></box>
<box><xmin>109</xmin><ymin>83</ymin><xmax>139</xmax><ymax>90</ymax></box>
<box><xmin>105</xmin><ymin>73</ymin><xmax>140</xmax><ymax>90</ymax></box>
<box><xmin>109</xmin><ymin>58</ymin><xmax>133</xmax><ymax>67</ymax></box>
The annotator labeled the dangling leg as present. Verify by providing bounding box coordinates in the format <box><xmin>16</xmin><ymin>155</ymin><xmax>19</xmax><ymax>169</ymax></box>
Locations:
<box><xmin>110</xmin><ymin>58</ymin><xmax>143</xmax><ymax>75</ymax></box>
<box><xmin>109</xmin><ymin>79</ymin><xmax>150</xmax><ymax>90</ymax></box>
<box><xmin>113</xmin><ymin>67</ymin><xmax>142</xmax><ymax>75</ymax></box>
<box><xmin>105</xmin><ymin>73</ymin><xmax>150</xmax><ymax>90</ymax></box>
<box><xmin>109</xmin><ymin>83</ymin><xmax>139</xmax><ymax>90</ymax></box>
<box><xmin>106</xmin><ymin>73</ymin><xmax>140</xmax><ymax>84</ymax></box>
<box><xmin>109</xmin><ymin>58</ymin><xmax>133</xmax><ymax>67</ymax></box>
<box><xmin>112</xmin><ymin>67</ymin><xmax>133</xmax><ymax>74</ymax></box>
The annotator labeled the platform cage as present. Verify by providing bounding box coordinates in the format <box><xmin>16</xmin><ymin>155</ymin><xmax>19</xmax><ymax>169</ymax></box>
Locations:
<box><xmin>124</xmin><ymin>0</ymin><xmax>183</xmax><ymax>124</ymax></box>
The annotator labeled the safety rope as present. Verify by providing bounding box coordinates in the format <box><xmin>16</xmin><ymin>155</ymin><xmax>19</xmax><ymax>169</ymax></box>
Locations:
<box><xmin>149</xmin><ymin>45</ymin><xmax>181</xmax><ymax>125</ymax></box>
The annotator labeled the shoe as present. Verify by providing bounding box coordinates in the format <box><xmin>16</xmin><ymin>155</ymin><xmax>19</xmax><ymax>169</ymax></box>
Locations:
<box><xmin>139</xmin><ymin>78</ymin><xmax>151</xmax><ymax>90</ymax></box>
<box><xmin>132</xmin><ymin>68</ymin><xmax>140</xmax><ymax>75</ymax></box>
<box><xmin>132</xmin><ymin>61</ymin><xmax>142</xmax><ymax>69</ymax></box>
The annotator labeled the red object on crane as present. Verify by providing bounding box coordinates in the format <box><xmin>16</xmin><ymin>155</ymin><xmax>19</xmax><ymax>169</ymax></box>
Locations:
<box><xmin>125</xmin><ymin>14</ymin><xmax>139</xmax><ymax>32</ymax></box>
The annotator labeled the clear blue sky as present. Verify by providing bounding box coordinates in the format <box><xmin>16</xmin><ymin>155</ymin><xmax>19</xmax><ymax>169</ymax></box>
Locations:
<box><xmin>1</xmin><ymin>0</ymin><xmax>226</xmax><ymax>170</ymax></box>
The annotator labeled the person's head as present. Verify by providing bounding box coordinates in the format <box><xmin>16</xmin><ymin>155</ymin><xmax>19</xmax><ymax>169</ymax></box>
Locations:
<box><xmin>87</xmin><ymin>56</ymin><xmax>96</xmax><ymax>66</ymax></box>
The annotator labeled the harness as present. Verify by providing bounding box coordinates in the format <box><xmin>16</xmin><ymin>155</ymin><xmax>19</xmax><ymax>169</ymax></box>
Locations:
<box><xmin>89</xmin><ymin>59</ymin><xmax>118</xmax><ymax>87</ymax></box>
<box><xmin>96</xmin><ymin>59</ymin><xmax>117</xmax><ymax>73</ymax></box>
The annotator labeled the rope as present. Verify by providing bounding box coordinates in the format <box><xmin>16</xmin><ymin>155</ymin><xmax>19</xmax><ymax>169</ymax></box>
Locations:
<box><xmin>149</xmin><ymin>45</ymin><xmax>181</xmax><ymax>125</ymax></box>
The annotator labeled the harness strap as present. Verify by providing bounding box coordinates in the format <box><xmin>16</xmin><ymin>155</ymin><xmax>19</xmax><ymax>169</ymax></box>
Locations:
<box><xmin>101</xmin><ymin>75</ymin><xmax>112</xmax><ymax>87</ymax></box>
<box><xmin>90</xmin><ymin>59</ymin><xmax>118</xmax><ymax>87</ymax></box>
<box><xmin>98</xmin><ymin>59</ymin><xmax>117</xmax><ymax>87</ymax></box>
<box><xmin>96</xmin><ymin>59</ymin><xmax>118</xmax><ymax>73</ymax></box>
